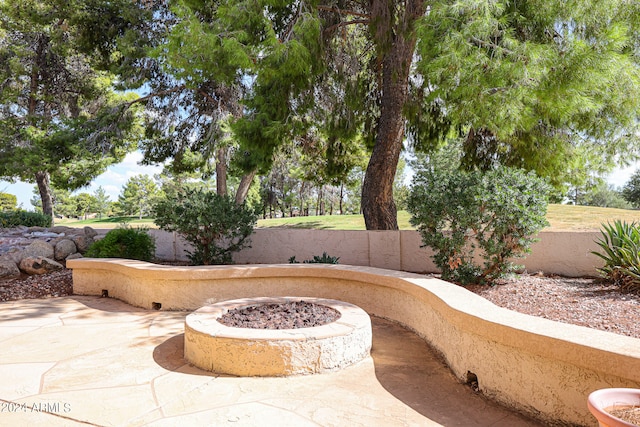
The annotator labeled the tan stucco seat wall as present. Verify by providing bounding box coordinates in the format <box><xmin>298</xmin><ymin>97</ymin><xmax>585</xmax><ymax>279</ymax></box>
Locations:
<box><xmin>67</xmin><ymin>258</ymin><xmax>640</xmax><ymax>426</ymax></box>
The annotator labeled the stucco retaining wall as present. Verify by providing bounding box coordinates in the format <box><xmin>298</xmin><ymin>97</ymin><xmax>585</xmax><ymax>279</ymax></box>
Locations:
<box><xmin>68</xmin><ymin>259</ymin><xmax>640</xmax><ymax>427</ymax></box>
<box><xmin>144</xmin><ymin>229</ymin><xmax>603</xmax><ymax>277</ymax></box>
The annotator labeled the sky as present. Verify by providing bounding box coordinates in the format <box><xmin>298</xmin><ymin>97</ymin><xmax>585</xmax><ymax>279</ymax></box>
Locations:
<box><xmin>0</xmin><ymin>151</ymin><xmax>164</xmax><ymax>211</ymax></box>
<box><xmin>607</xmin><ymin>163</ymin><xmax>637</xmax><ymax>188</ymax></box>
<box><xmin>0</xmin><ymin>152</ymin><xmax>638</xmax><ymax>211</ymax></box>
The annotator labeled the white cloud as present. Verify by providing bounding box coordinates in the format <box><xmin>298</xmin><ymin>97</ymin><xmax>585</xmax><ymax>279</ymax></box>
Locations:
<box><xmin>89</xmin><ymin>152</ymin><xmax>165</xmax><ymax>199</ymax></box>
<box><xmin>0</xmin><ymin>151</ymin><xmax>166</xmax><ymax>210</ymax></box>
<box><xmin>607</xmin><ymin>164</ymin><xmax>637</xmax><ymax>189</ymax></box>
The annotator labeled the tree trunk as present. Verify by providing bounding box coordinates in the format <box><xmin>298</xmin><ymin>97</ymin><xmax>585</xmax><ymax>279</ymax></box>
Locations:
<box><xmin>31</xmin><ymin>61</ymin><xmax>54</xmax><ymax>224</ymax></box>
<box><xmin>317</xmin><ymin>186</ymin><xmax>324</xmax><ymax>215</ymax></box>
<box><xmin>298</xmin><ymin>182</ymin><xmax>306</xmax><ymax>216</ymax></box>
<box><xmin>235</xmin><ymin>170</ymin><xmax>256</xmax><ymax>205</ymax></box>
<box><xmin>361</xmin><ymin>0</ymin><xmax>424</xmax><ymax>230</ymax></box>
<box><xmin>216</xmin><ymin>146</ymin><xmax>228</xmax><ymax>196</ymax></box>
<box><xmin>269</xmin><ymin>183</ymin><xmax>275</xmax><ymax>218</ymax></box>
<box><xmin>35</xmin><ymin>171</ymin><xmax>54</xmax><ymax>223</ymax></box>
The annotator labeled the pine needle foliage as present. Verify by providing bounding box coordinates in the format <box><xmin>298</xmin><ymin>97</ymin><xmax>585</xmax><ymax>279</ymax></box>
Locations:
<box><xmin>417</xmin><ymin>0</ymin><xmax>640</xmax><ymax>189</ymax></box>
<box><xmin>0</xmin><ymin>0</ymin><xmax>144</xmax><ymax>220</ymax></box>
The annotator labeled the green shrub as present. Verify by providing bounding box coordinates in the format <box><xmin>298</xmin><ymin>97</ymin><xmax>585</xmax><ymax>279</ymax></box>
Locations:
<box><xmin>85</xmin><ymin>226</ymin><xmax>156</xmax><ymax>261</ymax></box>
<box><xmin>153</xmin><ymin>188</ymin><xmax>257</xmax><ymax>265</ymax></box>
<box><xmin>289</xmin><ymin>252</ymin><xmax>340</xmax><ymax>264</ymax></box>
<box><xmin>407</xmin><ymin>167</ymin><xmax>550</xmax><ymax>285</ymax></box>
<box><xmin>592</xmin><ymin>220</ymin><xmax>640</xmax><ymax>292</ymax></box>
<box><xmin>0</xmin><ymin>210</ymin><xmax>52</xmax><ymax>228</ymax></box>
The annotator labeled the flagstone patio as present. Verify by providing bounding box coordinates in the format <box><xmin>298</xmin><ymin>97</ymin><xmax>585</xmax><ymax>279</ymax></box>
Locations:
<box><xmin>0</xmin><ymin>295</ymin><xmax>542</xmax><ymax>426</ymax></box>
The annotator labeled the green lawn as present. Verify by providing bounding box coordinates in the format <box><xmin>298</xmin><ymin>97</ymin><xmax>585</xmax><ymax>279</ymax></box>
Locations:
<box><xmin>55</xmin><ymin>204</ymin><xmax>640</xmax><ymax>231</ymax></box>
<box><xmin>56</xmin><ymin>216</ymin><xmax>158</xmax><ymax>229</ymax></box>
<box><xmin>545</xmin><ymin>204</ymin><xmax>640</xmax><ymax>230</ymax></box>
<box><xmin>255</xmin><ymin>205</ymin><xmax>640</xmax><ymax>231</ymax></box>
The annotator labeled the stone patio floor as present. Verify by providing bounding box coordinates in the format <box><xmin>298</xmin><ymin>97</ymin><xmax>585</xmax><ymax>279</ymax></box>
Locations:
<box><xmin>0</xmin><ymin>296</ymin><xmax>544</xmax><ymax>426</ymax></box>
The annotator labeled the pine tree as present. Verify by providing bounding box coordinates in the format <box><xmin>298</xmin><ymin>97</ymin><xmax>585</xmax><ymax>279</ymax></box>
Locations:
<box><xmin>74</xmin><ymin>193</ymin><xmax>97</xmax><ymax>220</ymax></box>
<box><xmin>116</xmin><ymin>175</ymin><xmax>161</xmax><ymax>219</ymax></box>
<box><xmin>166</xmin><ymin>0</ymin><xmax>640</xmax><ymax>229</ymax></box>
<box><xmin>622</xmin><ymin>170</ymin><xmax>640</xmax><ymax>209</ymax></box>
<box><xmin>0</xmin><ymin>0</ymin><xmax>143</xmax><ymax>223</ymax></box>
<box><xmin>93</xmin><ymin>186</ymin><xmax>112</xmax><ymax>219</ymax></box>
<box><xmin>0</xmin><ymin>192</ymin><xmax>17</xmax><ymax>211</ymax></box>
<box><xmin>418</xmin><ymin>0</ymin><xmax>640</xmax><ymax>189</ymax></box>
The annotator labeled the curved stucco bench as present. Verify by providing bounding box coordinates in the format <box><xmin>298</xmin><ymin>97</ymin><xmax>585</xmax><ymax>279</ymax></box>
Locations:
<box><xmin>67</xmin><ymin>258</ymin><xmax>640</xmax><ymax>426</ymax></box>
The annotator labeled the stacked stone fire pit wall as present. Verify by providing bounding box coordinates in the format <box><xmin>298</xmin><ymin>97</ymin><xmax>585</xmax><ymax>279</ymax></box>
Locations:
<box><xmin>0</xmin><ymin>226</ymin><xmax>99</xmax><ymax>279</ymax></box>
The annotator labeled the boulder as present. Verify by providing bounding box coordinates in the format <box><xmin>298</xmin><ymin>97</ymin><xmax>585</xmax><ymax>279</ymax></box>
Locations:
<box><xmin>27</xmin><ymin>231</ymin><xmax>61</xmax><ymax>239</ymax></box>
<box><xmin>72</xmin><ymin>235</ymin><xmax>94</xmax><ymax>253</ymax></box>
<box><xmin>50</xmin><ymin>226</ymin><xmax>72</xmax><ymax>235</ymax></box>
<box><xmin>83</xmin><ymin>226</ymin><xmax>98</xmax><ymax>238</ymax></box>
<box><xmin>66</xmin><ymin>253</ymin><xmax>83</xmax><ymax>260</ymax></box>
<box><xmin>19</xmin><ymin>256</ymin><xmax>63</xmax><ymax>275</ymax></box>
<box><xmin>0</xmin><ymin>248</ymin><xmax>24</xmax><ymax>265</ymax></box>
<box><xmin>23</xmin><ymin>240</ymin><xmax>55</xmax><ymax>259</ymax></box>
<box><xmin>0</xmin><ymin>260</ymin><xmax>20</xmax><ymax>279</ymax></box>
<box><xmin>54</xmin><ymin>239</ymin><xmax>77</xmax><ymax>261</ymax></box>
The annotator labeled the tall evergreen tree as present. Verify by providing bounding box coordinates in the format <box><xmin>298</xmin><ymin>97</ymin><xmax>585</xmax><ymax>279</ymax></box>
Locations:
<box><xmin>93</xmin><ymin>186</ymin><xmax>112</xmax><ymax>219</ymax></box>
<box><xmin>0</xmin><ymin>0</ymin><xmax>142</xmax><ymax>222</ymax></box>
<box><xmin>418</xmin><ymin>1</ymin><xmax>640</xmax><ymax>189</ymax></box>
<box><xmin>166</xmin><ymin>0</ymin><xmax>640</xmax><ymax>230</ymax></box>
<box><xmin>74</xmin><ymin>192</ymin><xmax>97</xmax><ymax>220</ymax></box>
<box><xmin>0</xmin><ymin>192</ymin><xmax>16</xmax><ymax>211</ymax></box>
<box><xmin>78</xmin><ymin>1</ymin><xmax>261</xmax><ymax>205</ymax></box>
<box><xmin>115</xmin><ymin>174</ymin><xmax>160</xmax><ymax>219</ymax></box>
<box><xmin>622</xmin><ymin>169</ymin><xmax>640</xmax><ymax>209</ymax></box>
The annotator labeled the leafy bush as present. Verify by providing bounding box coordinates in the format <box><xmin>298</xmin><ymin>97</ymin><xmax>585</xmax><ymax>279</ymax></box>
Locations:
<box><xmin>0</xmin><ymin>210</ymin><xmax>52</xmax><ymax>228</ymax></box>
<box><xmin>289</xmin><ymin>252</ymin><xmax>340</xmax><ymax>264</ymax></box>
<box><xmin>407</xmin><ymin>167</ymin><xmax>550</xmax><ymax>285</ymax></box>
<box><xmin>153</xmin><ymin>188</ymin><xmax>257</xmax><ymax>265</ymax></box>
<box><xmin>85</xmin><ymin>226</ymin><xmax>156</xmax><ymax>261</ymax></box>
<box><xmin>592</xmin><ymin>220</ymin><xmax>640</xmax><ymax>292</ymax></box>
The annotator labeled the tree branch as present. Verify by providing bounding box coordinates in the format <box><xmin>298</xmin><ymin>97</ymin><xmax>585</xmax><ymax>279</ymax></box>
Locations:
<box><xmin>317</xmin><ymin>5</ymin><xmax>370</xmax><ymax>19</ymax></box>
<box><xmin>469</xmin><ymin>36</ymin><xmax>517</xmax><ymax>57</ymax></box>
<box><xmin>324</xmin><ymin>19</ymin><xmax>369</xmax><ymax>34</ymax></box>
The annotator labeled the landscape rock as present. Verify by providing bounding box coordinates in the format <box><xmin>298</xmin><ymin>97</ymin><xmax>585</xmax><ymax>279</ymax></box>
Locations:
<box><xmin>0</xmin><ymin>226</ymin><xmax>99</xmax><ymax>278</ymax></box>
<box><xmin>83</xmin><ymin>226</ymin><xmax>98</xmax><ymax>238</ymax></box>
<box><xmin>0</xmin><ymin>248</ymin><xmax>24</xmax><ymax>265</ymax></box>
<box><xmin>27</xmin><ymin>231</ymin><xmax>62</xmax><ymax>239</ymax></box>
<box><xmin>71</xmin><ymin>235</ymin><xmax>94</xmax><ymax>253</ymax></box>
<box><xmin>23</xmin><ymin>240</ymin><xmax>55</xmax><ymax>259</ymax></box>
<box><xmin>19</xmin><ymin>256</ymin><xmax>63</xmax><ymax>275</ymax></box>
<box><xmin>54</xmin><ymin>239</ymin><xmax>77</xmax><ymax>261</ymax></box>
<box><xmin>50</xmin><ymin>226</ymin><xmax>72</xmax><ymax>234</ymax></box>
<box><xmin>0</xmin><ymin>260</ymin><xmax>21</xmax><ymax>279</ymax></box>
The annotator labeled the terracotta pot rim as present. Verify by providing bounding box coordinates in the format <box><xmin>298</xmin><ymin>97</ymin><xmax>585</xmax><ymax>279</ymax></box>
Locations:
<box><xmin>588</xmin><ymin>388</ymin><xmax>640</xmax><ymax>427</ymax></box>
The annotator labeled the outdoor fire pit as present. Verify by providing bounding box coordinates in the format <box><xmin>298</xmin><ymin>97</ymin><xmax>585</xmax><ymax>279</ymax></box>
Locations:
<box><xmin>184</xmin><ymin>296</ymin><xmax>372</xmax><ymax>376</ymax></box>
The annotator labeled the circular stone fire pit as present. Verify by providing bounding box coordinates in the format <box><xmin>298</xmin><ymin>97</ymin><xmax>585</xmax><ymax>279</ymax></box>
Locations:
<box><xmin>184</xmin><ymin>296</ymin><xmax>372</xmax><ymax>377</ymax></box>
